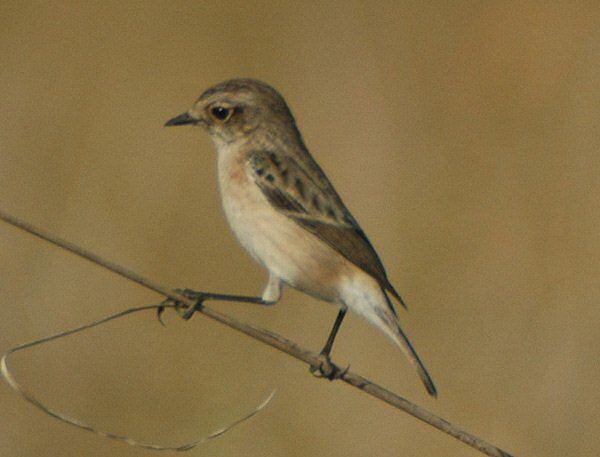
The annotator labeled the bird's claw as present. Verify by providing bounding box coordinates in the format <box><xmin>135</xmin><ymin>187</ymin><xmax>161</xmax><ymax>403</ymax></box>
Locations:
<box><xmin>309</xmin><ymin>353</ymin><xmax>349</xmax><ymax>381</ymax></box>
<box><xmin>156</xmin><ymin>300</ymin><xmax>168</xmax><ymax>326</ymax></box>
<box><xmin>155</xmin><ymin>289</ymin><xmax>206</xmax><ymax>325</ymax></box>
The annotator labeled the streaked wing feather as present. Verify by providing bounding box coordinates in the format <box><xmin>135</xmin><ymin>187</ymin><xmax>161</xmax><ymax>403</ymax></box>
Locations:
<box><xmin>248</xmin><ymin>150</ymin><xmax>406</xmax><ymax>311</ymax></box>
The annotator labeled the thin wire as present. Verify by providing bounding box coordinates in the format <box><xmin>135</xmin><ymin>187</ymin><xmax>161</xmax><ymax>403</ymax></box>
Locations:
<box><xmin>0</xmin><ymin>302</ymin><xmax>275</xmax><ymax>451</ymax></box>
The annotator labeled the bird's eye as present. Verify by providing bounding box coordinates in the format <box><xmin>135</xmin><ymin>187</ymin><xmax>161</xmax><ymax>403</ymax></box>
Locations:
<box><xmin>211</xmin><ymin>106</ymin><xmax>231</xmax><ymax>121</ymax></box>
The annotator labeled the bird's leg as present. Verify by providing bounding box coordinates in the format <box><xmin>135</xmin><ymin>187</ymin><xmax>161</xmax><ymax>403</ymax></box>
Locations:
<box><xmin>157</xmin><ymin>275</ymin><xmax>282</xmax><ymax>323</ymax></box>
<box><xmin>310</xmin><ymin>306</ymin><xmax>349</xmax><ymax>380</ymax></box>
<box><xmin>321</xmin><ymin>306</ymin><xmax>347</xmax><ymax>357</ymax></box>
<box><xmin>179</xmin><ymin>290</ymin><xmax>275</xmax><ymax>318</ymax></box>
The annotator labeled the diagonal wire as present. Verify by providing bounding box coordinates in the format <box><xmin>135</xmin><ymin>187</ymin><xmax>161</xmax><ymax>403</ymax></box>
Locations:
<box><xmin>0</xmin><ymin>208</ymin><xmax>515</xmax><ymax>457</ymax></box>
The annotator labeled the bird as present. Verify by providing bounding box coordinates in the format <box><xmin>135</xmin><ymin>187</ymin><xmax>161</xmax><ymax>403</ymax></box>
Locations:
<box><xmin>165</xmin><ymin>78</ymin><xmax>437</xmax><ymax>397</ymax></box>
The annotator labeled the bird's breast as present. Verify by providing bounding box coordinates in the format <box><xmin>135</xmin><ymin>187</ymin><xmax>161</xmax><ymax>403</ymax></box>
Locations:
<box><xmin>216</xmin><ymin>148</ymin><xmax>353</xmax><ymax>303</ymax></box>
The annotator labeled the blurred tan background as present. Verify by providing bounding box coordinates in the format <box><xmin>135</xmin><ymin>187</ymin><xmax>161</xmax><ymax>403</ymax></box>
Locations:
<box><xmin>1</xmin><ymin>1</ymin><xmax>599</xmax><ymax>456</ymax></box>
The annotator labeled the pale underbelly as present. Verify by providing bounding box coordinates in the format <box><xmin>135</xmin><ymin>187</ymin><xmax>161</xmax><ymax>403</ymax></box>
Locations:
<box><xmin>222</xmin><ymin>191</ymin><xmax>355</xmax><ymax>303</ymax></box>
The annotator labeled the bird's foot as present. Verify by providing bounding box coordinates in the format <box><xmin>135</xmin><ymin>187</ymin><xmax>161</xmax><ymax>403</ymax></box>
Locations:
<box><xmin>156</xmin><ymin>288</ymin><xmax>206</xmax><ymax>325</ymax></box>
<box><xmin>309</xmin><ymin>352</ymin><xmax>349</xmax><ymax>381</ymax></box>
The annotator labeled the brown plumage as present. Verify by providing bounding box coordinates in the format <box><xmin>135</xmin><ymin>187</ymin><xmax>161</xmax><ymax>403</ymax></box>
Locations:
<box><xmin>165</xmin><ymin>78</ymin><xmax>437</xmax><ymax>397</ymax></box>
<box><xmin>249</xmin><ymin>149</ymin><xmax>408</xmax><ymax>314</ymax></box>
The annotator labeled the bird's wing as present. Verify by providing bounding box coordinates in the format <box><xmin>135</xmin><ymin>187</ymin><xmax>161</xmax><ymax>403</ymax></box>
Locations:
<box><xmin>248</xmin><ymin>149</ymin><xmax>407</xmax><ymax>311</ymax></box>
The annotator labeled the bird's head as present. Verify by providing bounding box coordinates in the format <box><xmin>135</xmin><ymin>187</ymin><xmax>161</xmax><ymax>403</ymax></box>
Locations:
<box><xmin>165</xmin><ymin>78</ymin><xmax>298</xmax><ymax>147</ymax></box>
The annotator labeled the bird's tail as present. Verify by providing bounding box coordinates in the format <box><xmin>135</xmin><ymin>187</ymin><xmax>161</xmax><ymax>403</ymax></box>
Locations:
<box><xmin>342</xmin><ymin>280</ymin><xmax>437</xmax><ymax>397</ymax></box>
<box><xmin>383</xmin><ymin>304</ymin><xmax>438</xmax><ymax>397</ymax></box>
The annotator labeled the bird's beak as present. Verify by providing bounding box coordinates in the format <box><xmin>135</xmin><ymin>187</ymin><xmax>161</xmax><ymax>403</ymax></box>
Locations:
<box><xmin>164</xmin><ymin>111</ymin><xmax>199</xmax><ymax>127</ymax></box>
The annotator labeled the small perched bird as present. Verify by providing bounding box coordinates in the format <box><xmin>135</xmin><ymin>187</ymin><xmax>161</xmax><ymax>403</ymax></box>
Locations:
<box><xmin>165</xmin><ymin>79</ymin><xmax>436</xmax><ymax>397</ymax></box>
